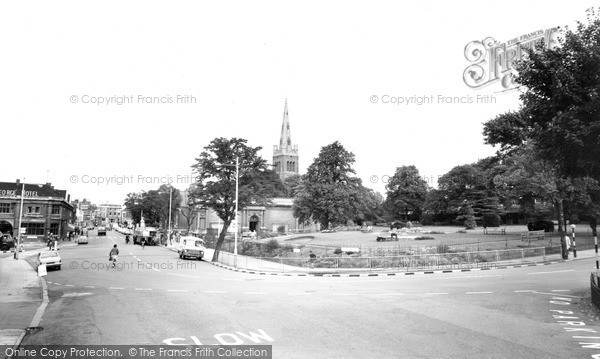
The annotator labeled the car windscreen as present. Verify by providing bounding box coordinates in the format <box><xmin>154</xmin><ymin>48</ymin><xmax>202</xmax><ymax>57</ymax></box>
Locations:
<box><xmin>41</xmin><ymin>252</ymin><xmax>59</xmax><ymax>258</ymax></box>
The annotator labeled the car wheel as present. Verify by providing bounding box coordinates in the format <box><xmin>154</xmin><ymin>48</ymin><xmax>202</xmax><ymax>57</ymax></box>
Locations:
<box><xmin>57</xmin><ymin>266</ymin><xmax>61</xmax><ymax>270</ymax></box>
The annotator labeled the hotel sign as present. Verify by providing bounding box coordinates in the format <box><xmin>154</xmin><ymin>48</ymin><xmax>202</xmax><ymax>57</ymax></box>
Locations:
<box><xmin>0</xmin><ymin>189</ymin><xmax>39</xmax><ymax>197</ymax></box>
<box><xmin>463</xmin><ymin>27</ymin><xmax>560</xmax><ymax>89</ymax></box>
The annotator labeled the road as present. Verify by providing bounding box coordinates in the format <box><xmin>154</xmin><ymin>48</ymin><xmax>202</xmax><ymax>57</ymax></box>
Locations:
<box><xmin>18</xmin><ymin>230</ymin><xmax>600</xmax><ymax>358</ymax></box>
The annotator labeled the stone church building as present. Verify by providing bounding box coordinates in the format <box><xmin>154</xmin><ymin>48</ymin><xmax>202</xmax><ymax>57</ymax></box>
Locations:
<box><xmin>175</xmin><ymin>99</ymin><xmax>312</xmax><ymax>235</ymax></box>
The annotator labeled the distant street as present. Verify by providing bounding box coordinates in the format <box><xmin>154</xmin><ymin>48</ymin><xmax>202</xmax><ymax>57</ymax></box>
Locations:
<box><xmin>19</xmin><ymin>230</ymin><xmax>600</xmax><ymax>358</ymax></box>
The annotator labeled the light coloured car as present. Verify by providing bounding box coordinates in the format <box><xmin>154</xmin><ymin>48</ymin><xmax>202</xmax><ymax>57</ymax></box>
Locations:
<box><xmin>77</xmin><ymin>235</ymin><xmax>88</xmax><ymax>244</ymax></box>
<box><xmin>36</xmin><ymin>251</ymin><xmax>62</xmax><ymax>270</ymax></box>
<box><xmin>178</xmin><ymin>236</ymin><xmax>205</xmax><ymax>260</ymax></box>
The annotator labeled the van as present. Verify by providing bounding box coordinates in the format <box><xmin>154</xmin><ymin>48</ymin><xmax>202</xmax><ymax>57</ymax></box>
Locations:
<box><xmin>178</xmin><ymin>236</ymin><xmax>205</xmax><ymax>260</ymax></box>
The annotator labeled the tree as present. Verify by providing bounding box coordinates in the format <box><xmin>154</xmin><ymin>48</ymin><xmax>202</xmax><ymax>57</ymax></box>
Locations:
<box><xmin>123</xmin><ymin>185</ymin><xmax>181</xmax><ymax>230</ymax></box>
<box><xmin>282</xmin><ymin>174</ymin><xmax>303</xmax><ymax>197</ymax></box>
<box><xmin>190</xmin><ymin>137</ymin><xmax>284</xmax><ymax>261</ymax></box>
<box><xmin>385</xmin><ymin>165</ymin><xmax>429</xmax><ymax>221</ymax></box>
<box><xmin>483</xmin><ymin>8</ymin><xmax>600</xmax><ymax>234</ymax></box>
<box><xmin>293</xmin><ymin>141</ymin><xmax>372</xmax><ymax>229</ymax></box>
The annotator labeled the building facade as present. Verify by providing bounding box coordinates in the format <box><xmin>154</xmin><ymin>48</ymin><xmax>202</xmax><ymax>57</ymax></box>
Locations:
<box><xmin>0</xmin><ymin>180</ymin><xmax>76</xmax><ymax>240</ymax></box>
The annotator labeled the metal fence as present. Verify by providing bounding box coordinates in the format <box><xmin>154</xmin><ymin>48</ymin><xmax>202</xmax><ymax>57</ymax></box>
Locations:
<box><xmin>215</xmin><ymin>247</ymin><xmax>550</xmax><ymax>273</ymax></box>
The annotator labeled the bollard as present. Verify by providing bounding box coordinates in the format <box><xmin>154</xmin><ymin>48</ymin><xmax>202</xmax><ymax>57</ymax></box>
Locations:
<box><xmin>571</xmin><ymin>225</ymin><xmax>577</xmax><ymax>258</ymax></box>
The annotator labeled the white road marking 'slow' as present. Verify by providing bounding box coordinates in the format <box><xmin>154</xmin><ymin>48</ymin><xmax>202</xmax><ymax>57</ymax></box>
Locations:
<box><xmin>109</xmin><ymin>287</ymin><xmax>124</xmax><ymax>290</ymax></box>
<box><xmin>203</xmin><ymin>290</ymin><xmax>227</xmax><ymax>294</ymax></box>
<box><xmin>466</xmin><ymin>291</ymin><xmax>493</xmax><ymax>294</ymax></box>
<box><xmin>527</xmin><ymin>270</ymin><xmax>574</xmax><ymax>275</ymax></box>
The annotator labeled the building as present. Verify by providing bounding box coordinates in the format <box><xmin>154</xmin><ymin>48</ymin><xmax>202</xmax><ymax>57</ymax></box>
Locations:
<box><xmin>273</xmin><ymin>99</ymin><xmax>299</xmax><ymax>180</ymax></box>
<box><xmin>173</xmin><ymin>99</ymin><xmax>308</xmax><ymax>235</ymax></box>
<box><xmin>97</xmin><ymin>203</ymin><xmax>123</xmax><ymax>224</ymax></box>
<box><xmin>0</xmin><ymin>180</ymin><xmax>76</xmax><ymax>240</ymax></box>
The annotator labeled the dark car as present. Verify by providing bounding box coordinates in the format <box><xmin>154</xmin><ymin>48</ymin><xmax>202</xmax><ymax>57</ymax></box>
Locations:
<box><xmin>527</xmin><ymin>220</ymin><xmax>555</xmax><ymax>232</ymax></box>
<box><xmin>0</xmin><ymin>234</ymin><xmax>15</xmax><ymax>252</ymax></box>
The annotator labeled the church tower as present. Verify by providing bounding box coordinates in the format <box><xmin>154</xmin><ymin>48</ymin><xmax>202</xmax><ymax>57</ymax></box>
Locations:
<box><xmin>273</xmin><ymin>99</ymin><xmax>299</xmax><ymax>180</ymax></box>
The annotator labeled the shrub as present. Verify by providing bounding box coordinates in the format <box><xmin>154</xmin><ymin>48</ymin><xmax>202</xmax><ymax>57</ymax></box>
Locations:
<box><xmin>333</xmin><ymin>248</ymin><xmax>342</xmax><ymax>255</ymax></box>
<box><xmin>277</xmin><ymin>225</ymin><xmax>286</xmax><ymax>234</ymax></box>
<box><xmin>390</xmin><ymin>221</ymin><xmax>407</xmax><ymax>229</ymax></box>
<box><xmin>415</xmin><ymin>236</ymin><xmax>434</xmax><ymax>240</ymax></box>
<box><xmin>482</xmin><ymin>213</ymin><xmax>501</xmax><ymax>227</ymax></box>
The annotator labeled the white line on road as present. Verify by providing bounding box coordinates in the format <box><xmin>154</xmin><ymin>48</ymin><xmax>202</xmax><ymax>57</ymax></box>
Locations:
<box><xmin>466</xmin><ymin>291</ymin><xmax>493</xmax><ymax>294</ymax></box>
<box><xmin>514</xmin><ymin>290</ymin><xmax>536</xmax><ymax>293</ymax></box>
<box><xmin>203</xmin><ymin>290</ymin><xmax>227</xmax><ymax>294</ymax></box>
<box><xmin>551</xmin><ymin>289</ymin><xmax>571</xmax><ymax>292</ymax></box>
<box><xmin>527</xmin><ymin>270</ymin><xmax>574</xmax><ymax>275</ymax></box>
<box><xmin>109</xmin><ymin>287</ymin><xmax>124</xmax><ymax>290</ymax></box>
<box><xmin>532</xmin><ymin>291</ymin><xmax>580</xmax><ymax>298</ymax></box>
<box><xmin>368</xmin><ymin>293</ymin><xmax>404</xmax><ymax>296</ymax></box>
<box><xmin>84</xmin><ymin>286</ymin><xmax>95</xmax><ymax>289</ymax></box>
<box><xmin>425</xmin><ymin>293</ymin><xmax>449</xmax><ymax>295</ymax></box>
<box><xmin>166</xmin><ymin>273</ymin><xmax>200</xmax><ymax>278</ymax></box>
<box><xmin>64</xmin><ymin>284</ymin><xmax>74</xmax><ymax>287</ymax></box>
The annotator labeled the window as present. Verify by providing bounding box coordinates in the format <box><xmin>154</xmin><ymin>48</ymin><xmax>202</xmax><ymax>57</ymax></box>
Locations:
<box><xmin>0</xmin><ymin>203</ymin><xmax>11</xmax><ymax>213</ymax></box>
<box><xmin>27</xmin><ymin>206</ymin><xmax>41</xmax><ymax>214</ymax></box>
<box><xmin>50</xmin><ymin>223</ymin><xmax>59</xmax><ymax>234</ymax></box>
<box><xmin>23</xmin><ymin>223</ymin><xmax>45</xmax><ymax>235</ymax></box>
<box><xmin>52</xmin><ymin>205</ymin><xmax>60</xmax><ymax>215</ymax></box>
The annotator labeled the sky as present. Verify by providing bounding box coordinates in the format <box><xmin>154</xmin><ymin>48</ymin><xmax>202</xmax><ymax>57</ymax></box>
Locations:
<box><xmin>1</xmin><ymin>0</ymin><xmax>597</xmax><ymax>205</ymax></box>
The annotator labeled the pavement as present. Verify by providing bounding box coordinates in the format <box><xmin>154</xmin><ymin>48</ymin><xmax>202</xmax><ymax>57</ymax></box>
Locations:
<box><xmin>0</xmin><ymin>241</ymin><xmax>77</xmax><ymax>355</ymax></box>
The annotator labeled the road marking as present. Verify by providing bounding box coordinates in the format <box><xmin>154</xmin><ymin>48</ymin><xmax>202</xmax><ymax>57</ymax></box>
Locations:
<box><xmin>84</xmin><ymin>286</ymin><xmax>95</xmax><ymax>289</ymax></box>
<box><xmin>167</xmin><ymin>289</ymin><xmax>188</xmax><ymax>292</ymax></box>
<box><xmin>532</xmin><ymin>291</ymin><xmax>580</xmax><ymax>298</ymax></box>
<box><xmin>109</xmin><ymin>287</ymin><xmax>124</xmax><ymax>290</ymax></box>
<box><xmin>551</xmin><ymin>289</ymin><xmax>571</xmax><ymax>292</ymax></box>
<box><xmin>368</xmin><ymin>293</ymin><xmax>404</xmax><ymax>296</ymax></box>
<box><xmin>53</xmin><ymin>283</ymin><xmax>61</xmax><ymax>286</ymax></box>
<box><xmin>64</xmin><ymin>284</ymin><xmax>74</xmax><ymax>287</ymax></box>
<box><xmin>204</xmin><ymin>290</ymin><xmax>227</xmax><ymax>294</ymax></box>
<box><xmin>167</xmin><ymin>273</ymin><xmax>200</xmax><ymax>278</ymax></box>
<box><xmin>527</xmin><ymin>270</ymin><xmax>574</xmax><ymax>275</ymax></box>
<box><xmin>244</xmin><ymin>292</ymin><xmax>267</xmax><ymax>295</ymax></box>
<box><xmin>61</xmin><ymin>292</ymin><xmax>93</xmax><ymax>298</ymax></box>
<box><xmin>135</xmin><ymin>288</ymin><xmax>152</xmax><ymax>291</ymax></box>
<box><xmin>514</xmin><ymin>290</ymin><xmax>536</xmax><ymax>293</ymax></box>
<box><xmin>466</xmin><ymin>291</ymin><xmax>493</xmax><ymax>294</ymax></box>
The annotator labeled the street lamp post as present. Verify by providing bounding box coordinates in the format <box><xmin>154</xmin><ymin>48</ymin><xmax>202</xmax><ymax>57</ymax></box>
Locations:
<box><xmin>571</xmin><ymin>224</ymin><xmax>577</xmax><ymax>258</ymax></box>
<box><xmin>167</xmin><ymin>186</ymin><xmax>173</xmax><ymax>246</ymax></box>
<box><xmin>14</xmin><ymin>180</ymin><xmax>25</xmax><ymax>260</ymax></box>
<box><xmin>234</xmin><ymin>156</ymin><xmax>239</xmax><ymax>256</ymax></box>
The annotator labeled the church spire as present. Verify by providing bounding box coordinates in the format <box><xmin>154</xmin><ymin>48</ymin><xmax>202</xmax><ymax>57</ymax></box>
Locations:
<box><xmin>279</xmin><ymin>98</ymin><xmax>292</xmax><ymax>148</ymax></box>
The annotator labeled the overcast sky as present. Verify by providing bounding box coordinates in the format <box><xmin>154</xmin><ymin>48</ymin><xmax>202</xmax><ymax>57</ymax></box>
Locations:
<box><xmin>1</xmin><ymin>1</ymin><xmax>597</xmax><ymax>205</ymax></box>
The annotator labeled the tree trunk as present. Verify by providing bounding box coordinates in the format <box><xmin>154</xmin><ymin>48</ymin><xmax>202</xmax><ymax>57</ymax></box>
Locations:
<box><xmin>591</xmin><ymin>218</ymin><xmax>598</xmax><ymax>237</ymax></box>
<box><xmin>557</xmin><ymin>198</ymin><xmax>565</xmax><ymax>239</ymax></box>
<box><xmin>211</xmin><ymin>220</ymin><xmax>230</xmax><ymax>262</ymax></box>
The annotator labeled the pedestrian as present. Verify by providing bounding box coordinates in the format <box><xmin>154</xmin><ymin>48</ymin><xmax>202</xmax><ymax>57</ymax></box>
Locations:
<box><xmin>47</xmin><ymin>233</ymin><xmax>53</xmax><ymax>250</ymax></box>
<box><xmin>141</xmin><ymin>237</ymin><xmax>145</xmax><ymax>249</ymax></box>
<box><xmin>309</xmin><ymin>251</ymin><xmax>316</xmax><ymax>268</ymax></box>
<box><xmin>109</xmin><ymin>244</ymin><xmax>119</xmax><ymax>268</ymax></box>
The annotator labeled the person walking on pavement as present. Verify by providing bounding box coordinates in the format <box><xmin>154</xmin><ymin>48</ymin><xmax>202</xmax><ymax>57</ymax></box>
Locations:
<box><xmin>109</xmin><ymin>244</ymin><xmax>119</xmax><ymax>268</ymax></box>
<box><xmin>141</xmin><ymin>237</ymin><xmax>145</xmax><ymax>249</ymax></box>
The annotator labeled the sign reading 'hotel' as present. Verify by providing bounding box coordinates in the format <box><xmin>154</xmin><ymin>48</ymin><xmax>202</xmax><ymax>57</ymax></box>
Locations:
<box><xmin>463</xmin><ymin>27</ymin><xmax>560</xmax><ymax>90</ymax></box>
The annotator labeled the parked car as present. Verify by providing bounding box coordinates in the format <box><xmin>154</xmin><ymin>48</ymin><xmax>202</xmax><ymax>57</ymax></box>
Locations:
<box><xmin>0</xmin><ymin>234</ymin><xmax>15</xmax><ymax>252</ymax></box>
<box><xmin>527</xmin><ymin>220</ymin><xmax>555</xmax><ymax>232</ymax></box>
<box><xmin>36</xmin><ymin>251</ymin><xmax>62</xmax><ymax>270</ymax></box>
<box><xmin>77</xmin><ymin>235</ymin><xmax>88</xmax><ymax>244</ymax></box>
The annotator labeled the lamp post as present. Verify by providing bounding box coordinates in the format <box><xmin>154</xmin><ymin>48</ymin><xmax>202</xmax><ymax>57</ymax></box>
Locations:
<box><xmin>234</xmin><ymin>157</ymin><xmax>239</xmax><ymax>256</ymax></box>
<box><xmin>167</xmin><ymin>186</ymin><xmax>173</xmax><ymax>247</ymax></box>
<box><xmin>571</xmin><ymin>224</ymin><xmax>577</xmax><ymax>258</ymax></box>
<box><xmin>14</xmin><ymin>180</ymin><xmax>25</xmax><ymax>260</ymax></box>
